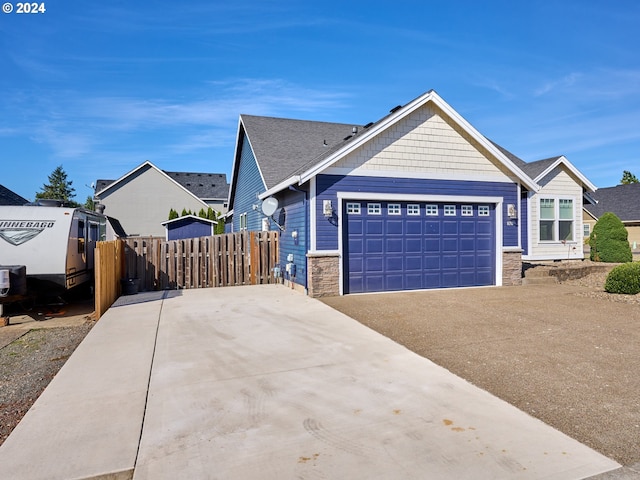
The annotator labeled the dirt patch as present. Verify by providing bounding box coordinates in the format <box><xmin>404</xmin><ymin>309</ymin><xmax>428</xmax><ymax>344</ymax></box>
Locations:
<box><xmin>321</xmin><ymin>277</ymin><xmax>640</xmax><ymax>466</ymax></box>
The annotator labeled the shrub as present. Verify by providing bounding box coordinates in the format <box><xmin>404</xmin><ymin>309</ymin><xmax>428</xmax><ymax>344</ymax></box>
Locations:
<box><xmin>605</xmin><ymin>262</ymin><xmax>640</xmax><ymax>294</ymax></box>
<box><xmin>589</xmin><ymin>212</ymin><xmax>632</xmax><ymax>263</ymax></box>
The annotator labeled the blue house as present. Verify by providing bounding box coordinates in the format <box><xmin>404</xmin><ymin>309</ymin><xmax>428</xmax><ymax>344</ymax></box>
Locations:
<box><xmin>226</xmin><ymin>90</ymin><xmax>595</xmax><ymax>296</ymax></box>
<box><xmin>161</xmin><ymin>215</ymin><xmax>217</xmax><ymax>241</ymax></box>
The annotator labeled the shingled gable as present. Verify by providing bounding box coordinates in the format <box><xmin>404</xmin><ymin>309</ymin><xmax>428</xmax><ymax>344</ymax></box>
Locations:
<box><xmin>256</xmin><ymin>90</ymin><xmax>539</xmax><ymax>199</ymax></box>
<box><xmin>584</xmin><ymin>182</ymin><xmax>640</xmax><ymax>222</ymax></box>
<box><xmin>95</xmin><ymin>160</ymin><xmax>227</xmax><ymax>202</ymax></box>
<box><xmin>227</xmin><ymin>115</ymin><xmax>360</xmax><ymax>210</ymax></box>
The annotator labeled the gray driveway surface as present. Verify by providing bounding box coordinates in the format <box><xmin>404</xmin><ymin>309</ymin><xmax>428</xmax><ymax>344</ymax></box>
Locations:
<box><xmin>0</xmin><ymin>285</ymin><xmax>620</xmax><ymax>479</ymax></box>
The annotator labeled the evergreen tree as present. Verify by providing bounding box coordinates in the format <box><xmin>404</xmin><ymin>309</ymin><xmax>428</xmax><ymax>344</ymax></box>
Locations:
<box><xmin>35</xmin><ymin>165</ymin><xmax>77</xmax><ymax>205</ymax></box>
<box><xmin>620</xmin><ymin>170</ymin><xmax>639</xmax><ymax>184</ymax></box>
<box><xmin>83</xmin><ymin>196</ymin><xmax>95</xmax><ymax>210</ymax></box>
<box><xmin>168</xmin><ymin>208</ymin><xmax>179</xmax><ymax>220</ymax></box>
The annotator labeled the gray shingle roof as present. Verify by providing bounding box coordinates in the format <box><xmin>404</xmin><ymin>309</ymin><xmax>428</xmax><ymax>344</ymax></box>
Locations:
<box><xmin>164</xmin><ymin>171</ymin><xmax>229</xmax><ymax>200</ymax></box>
<box><xmin>0</xmin><ymin>185</ymin><xmax>29</xmax><ymax>205</ymax></box>
<box><xmin>95</xmin><ymin>171</ymin><xmax>229</xmax><ymax>200</ymax></box>
<box><xmin>584</xmin><ymin>182</ymin><xmax>640</xmax><ymax>222</ymax></box>
<box><xmin>240</xmin><ymin>114</ymin><xmax>361</xmax><ymax>189</ymax></box>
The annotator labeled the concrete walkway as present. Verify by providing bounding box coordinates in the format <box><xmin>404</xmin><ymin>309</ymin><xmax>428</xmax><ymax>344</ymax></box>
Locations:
<box><xmin>0</xmin><ymin>285</ymin><xmax>621</xmax><ymax>479</ymax></box>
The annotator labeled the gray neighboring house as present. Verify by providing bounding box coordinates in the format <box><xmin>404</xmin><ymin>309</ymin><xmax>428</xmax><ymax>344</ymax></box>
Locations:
<box><xmin>583</xmin><ymin>182</ymin><xmax>640</xmax><ymax>250</ymax></box>
<box><xmin>95</xmin><ymin>161</ymin><xmax>229</xmax><ymax>237</ymax></box>
<box><xmin>0</xmin><ymin>185</ymin><xmax>29</xmax><ymax>206</ymax></box>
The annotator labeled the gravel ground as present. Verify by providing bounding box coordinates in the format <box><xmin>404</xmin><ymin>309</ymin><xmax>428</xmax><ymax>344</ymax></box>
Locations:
<box><xmin>322</xmin><ymin>272</ymin><xmax>640</xmax><ymax>467</ymax></box>
<box><xmin>0</xmin><ymin>320</ymin><xmax>96</xmax><ymax>447</ymax></box>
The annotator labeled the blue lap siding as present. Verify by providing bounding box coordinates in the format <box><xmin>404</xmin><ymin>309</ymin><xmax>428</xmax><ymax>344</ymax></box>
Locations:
<box><xmin>315</xmin><ymin>174</ymin><xmax>519</xmax><ymax>251</ymax></box>
<box><xmin>277</xmin><ymin>188</ymin><xmax>309</xmax><ymax>288</ymax></box>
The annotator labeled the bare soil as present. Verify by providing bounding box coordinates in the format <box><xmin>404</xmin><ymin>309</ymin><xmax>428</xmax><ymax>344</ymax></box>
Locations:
<box><xmin>321</xmin><ymin>273</ymin><xmax>640</xmax><ymax>466</ymax></box>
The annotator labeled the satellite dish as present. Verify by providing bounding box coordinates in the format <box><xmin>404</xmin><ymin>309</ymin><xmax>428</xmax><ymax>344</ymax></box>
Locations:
<box><xmin>261</xmin><ymin>196</ymin><xmax>279</xmax><ymax>216</ymax></box>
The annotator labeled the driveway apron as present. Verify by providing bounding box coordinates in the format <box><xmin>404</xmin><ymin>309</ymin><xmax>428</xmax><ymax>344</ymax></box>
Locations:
<box><xmin>0</xmin><ymin>285</ymin><xmax>620</xmax><ymax>479</ymax></box>
<box><xmin>133</xmin><ymin>286</ymin><xmax>617</xmax><ymax>479</ymax></box>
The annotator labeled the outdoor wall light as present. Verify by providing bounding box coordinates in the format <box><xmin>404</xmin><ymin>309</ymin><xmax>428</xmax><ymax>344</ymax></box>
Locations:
<box><xmin>323</xmin><ymin>200</ymin><xmax>333</xmax><ymax>217</ymax></box>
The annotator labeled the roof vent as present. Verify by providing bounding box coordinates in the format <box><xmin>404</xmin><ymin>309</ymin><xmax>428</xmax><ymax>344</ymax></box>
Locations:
<box><xmin>389</xmin><ymin>105</ymin><xmax>402</xmax><ymax>113</ymax></box>
<box><xmin>323</xmin><ymin>140</ymin><xmax>328</xmax><ymax>147</ymax></box>
<box><xmin>352</xmin><ymin>126</ymin><xmax>358</xmax><ymax>135</ymax></box>
<box><xmin>364</xmin><ymin>122</ymin><xmax>374</xmax><ymax>128</ymax></box>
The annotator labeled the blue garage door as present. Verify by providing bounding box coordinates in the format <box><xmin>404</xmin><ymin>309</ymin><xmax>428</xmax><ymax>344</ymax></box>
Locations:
<box><xmin>344</xmin><ymin>201</ymin><xmax>496</xmax><ymax>294</ymax></box>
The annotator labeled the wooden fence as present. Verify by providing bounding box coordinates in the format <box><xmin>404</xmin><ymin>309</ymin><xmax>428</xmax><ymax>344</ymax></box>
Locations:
<box><xmin>94</xmin><ymin>231</ymin><xmax>279</xmax><ymax>318</ymax></box>
<box><xmin>94</xmin><ymin>239</ymin><xmax>125</xmax><ymax>319</ymax></box>
<box><xmin>125</xmin><ymin>231</ymin><xmax>279</xmax><ymax>291</ymax></box>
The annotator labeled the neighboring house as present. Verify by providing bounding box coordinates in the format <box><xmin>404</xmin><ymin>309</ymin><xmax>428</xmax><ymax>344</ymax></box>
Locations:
<box><xmin>226</xmin><ymin>89</ymin><xmax>595</xmax><ymax>297</ymax></box>
<box><xmin>0</xmin><ymin>185</ymin><xmax>29</xmax><ymax>206</ymax></box>
<box><xmin>583</xmin><ymin>182</ymin><xmax>640</xmax><ymax>250</ymax></box>
<box><xmin>161</xmin><ymin>215</ymin><xmax>217</xmax><ymax>241</ymax></box>
<box><xmin>95</xmin><ymin>161</ymin><xmax>229</xmax><ymax>237</ymax></box>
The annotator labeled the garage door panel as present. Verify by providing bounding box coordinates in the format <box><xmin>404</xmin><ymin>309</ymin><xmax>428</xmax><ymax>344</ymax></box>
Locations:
<box><xmin>366</xmin><ymin>220</ymin><xmax>383</xmax><ymax>235</ymax></box>
<box><xmin>345</xmin><ymin>200</ymin><xmax>496</xmax><ymax>293</ymax></box>
<box><xmin>386</xmin><ymin>220</ymin><xmax>403</xmax><ymax>235</ymax></box>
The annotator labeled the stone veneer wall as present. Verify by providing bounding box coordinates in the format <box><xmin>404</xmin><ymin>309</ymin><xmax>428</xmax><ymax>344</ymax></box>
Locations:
<box><xmin>503</xmin><ymin>249</ymin><xmax>523</xmax><ymax>286</ymax></box>
<box><xmin>307</xmin><ymin>253</ymin><xmax>340</xmax><ymax>297</ymax></box>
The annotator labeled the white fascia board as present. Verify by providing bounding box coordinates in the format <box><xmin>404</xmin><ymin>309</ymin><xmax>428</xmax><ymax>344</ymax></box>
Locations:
<box><xmin>258</xmin><ymin>176</ymin><xmax>301</xmax><ymax>200</ymax></box>
<box><xmin>309</xmin><ymin>176</ymin><xmax>317</xmax><ymax>251</ymax></box>
<box><xmin>337</xmin><ymin>192</ymin><xmax>504</xmax><ymax>204</ymax></box>
<box><xmin>299</xmin><ymin>90</ymin><xmax>539</xmax><ymax>192</ymax></box>
<box><xmin>534</xmin><ymin>156</ymin><xmax>597</xmax><ymax>193</ymax></box>
<box><xmin>161</xmin><ymin>214</ymin><xmax>217</xmax><ymax>226</ymax></box>
<box><xmin>94</xmin><ymin>160</ymin><xmax>154</xmax><ymax>196</ymax></box>
<box><xmin>228</xmin><ymin>117</ymin><xmax>268</xmax><ymax>209</ymax></box>
<box><xmin>95</xmin><ymin>160</ymin><xmax>208</xmax><ymax>208</ymax></box>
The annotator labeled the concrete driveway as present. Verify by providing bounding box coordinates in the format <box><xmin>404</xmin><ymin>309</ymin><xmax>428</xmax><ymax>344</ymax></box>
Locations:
<box><xmin>0</xmin><ymin>285</ymin><xmax>619</xmax><ymax>479</ymax></box>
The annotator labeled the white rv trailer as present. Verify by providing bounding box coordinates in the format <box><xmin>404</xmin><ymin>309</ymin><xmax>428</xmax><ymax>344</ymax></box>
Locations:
<box><xmin>0</xmin><ymin>205</ymin><xmax>107</xmax><ymax>294</ymax></box>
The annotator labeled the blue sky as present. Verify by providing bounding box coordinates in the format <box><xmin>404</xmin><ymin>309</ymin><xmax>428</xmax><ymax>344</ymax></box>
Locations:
<box><xmin>2</xmin><ymin>1</ymin><xmax>640</xmax><ymax>202</ymax></box>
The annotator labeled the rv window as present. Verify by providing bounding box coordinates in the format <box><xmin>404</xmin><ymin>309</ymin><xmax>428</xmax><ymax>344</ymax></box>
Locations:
<box><xmin>89</xmin><ymin>223</ymin><xmax>99</xmax><ymax>242</ymax></box>
<box><xmin>78</xmin><ymin>220</ymin><xmax>85</xmax><ymax>253</ymax></box>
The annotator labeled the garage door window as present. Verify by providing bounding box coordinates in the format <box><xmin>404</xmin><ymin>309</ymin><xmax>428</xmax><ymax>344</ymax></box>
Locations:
<box><xmin>388</xmin><ymin>204</ymin><xmax>401</xmax><ymax>215</ymax></box>
<box><xmin>407</xmin><ymin>204</ymin><xmax>420</xmax><ymax>216</ymax></box>
<box><xmin>425</xmin><ymin>205</ymin><xmax>438</xmax><ymax>216</ymax></box>
<box><xmin>444</xmin><ymin>205</ymin><xmax>456</xmax><ymax>216</ymax></box>
<box><xmin>346</xmin><ymin>202</ymin><xmax>361</xmax><ymax>214</ymax></box>
<box><xmin>478</xmin><ymin>206</ymin><xmax>490</xmax><ymax>216</ymax></box>
<box><xmin>367</xmin><ymin>203</ymin><xmax>381</xmax><ymax>215</ymax></box>
<box><xmin>461</xmin><ymin>205</ymin><xmax>473</xmax><ymax>216</ymax></box>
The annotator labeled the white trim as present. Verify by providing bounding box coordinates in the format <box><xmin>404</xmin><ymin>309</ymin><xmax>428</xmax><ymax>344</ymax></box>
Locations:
<box><xmin>160</xmin><ymin>214</ymin><xmax>217</xmax><ymax>226</ymax></box>
<box><xmin>309</xmin><ymin>177</ymin><xmax>317</xmax><ymax>251</ymax></box>
<box><xmin>533</xmin><ymin>156</ymin><xmax>597</xmax><ymax>193</ymax></box>
<box><xmin>94</xmin><ymin>161</ymin><xmax>209</xmax><ymax>209</ymax></box>
<box><xmin>298</xmin><ymin>90</ymin><xmax>539</xmax><ymax>192</ymax></box>
<box><xmin>259</xmin><ymin>175</ymin><xmax>301</xmax><ymax>200</ymax></box>
<box><xmin>522</xmin><ymin>253</ymin><xmax>585</xmax><ymax>261</ymax></box>
<box><xmin>337</xmin><ymin>192</ymin><xmax>504</xmax><ymax>204</ymax></box>
<box><xmin>335</xmin><ymin>191</ymin><xmax>505</xmax><ymax>292</ymax></box>
<box><xmin>307</xmin><ymin>250</ymin><xmax>340</xmax><ymax>257</ymax></box>
<box><xmin>516</xmin><ymin>183</ymin><xmax>522</xmax><ymax>250</ymax></box>
<box><xmin>321</xmin><ymin>167</ymin><xmax>515</xmax><ymax>184</ymax></box>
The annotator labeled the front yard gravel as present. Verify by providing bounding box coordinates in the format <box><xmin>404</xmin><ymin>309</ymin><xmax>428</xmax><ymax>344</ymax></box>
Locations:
<box><xmin>322</xmin><ymin>274</ymin><xmax>640</xmax><ymax>467</ymax></box>
<box><xmin>0</xmin><ymin>321</ymin><xmax>95</xmax><ymax>447</ymax></box>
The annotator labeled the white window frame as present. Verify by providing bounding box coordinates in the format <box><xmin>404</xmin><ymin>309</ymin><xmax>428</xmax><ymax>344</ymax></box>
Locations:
<box><xmin>461</xmin><ymin>205</ymin><xmax>473</xmax><ymax>216</ymax></box>
<box><xmin>388</xmin><ymin>203</ymin><xmax>401</xmax><ymax>215</ymax></box>
<box><xmin>407</xmin><ymin>204</ymin><xmax>420</xmax><ymax>216</ymax></box>
<box><xmin>583</xmin><ymin>223</ymin><xmax>590</xmax><ymax>237</ymax></box>
<box><xmin>367</xmin><ymin>203</ymin><xmax>381</xmax><ymax>215</ymax></box>
<box><xmin>444</xmin><ymin>205</ymin><xmax>457</xmax><ymax>216</ymax></box>
<box><xmin>425</xmin><ymin>204</ymin><xmax>438</xmax><ymax>216</ymax></box>
<box><xmin>538</xmin><ymin>197</ymin><xmax>575</xmax><ymax>242</ymax></box>
<box><xmin>239</xmin><ymin>212</ymin><xmax>248</xmax><ymax>231</ymax></box>
<box><xmin>478</xmin><ymin>205</ymin><xmax>490</xmax><ymax>217</ymax></box>
<box><xmin>346</xmin><ymin>202</ymin><xmax>361</xmax><ymax>214</ymax></box>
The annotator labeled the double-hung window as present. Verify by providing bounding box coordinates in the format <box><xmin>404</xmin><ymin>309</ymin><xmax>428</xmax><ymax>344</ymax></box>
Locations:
<box><xmin>539</xmin><ymin>198</ymin><xmax>574</xmax><ymax>241</ymax></box>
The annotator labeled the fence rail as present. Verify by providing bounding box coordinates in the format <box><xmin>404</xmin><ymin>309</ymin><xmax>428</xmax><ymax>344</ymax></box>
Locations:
<box><xmin>124</xmin><ymin>231</ymin><xmax>279</xmax><ymax>291</ymax></box>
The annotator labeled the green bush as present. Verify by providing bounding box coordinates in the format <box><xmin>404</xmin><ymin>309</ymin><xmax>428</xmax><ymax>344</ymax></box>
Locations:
<box><xmin>605</xmin><ymin>262</ymin><xmax>640</xmax><ymax>294</ymax></box>
<box><xmin>589</xmin><ymin>212</ymin><xmax>632</xmax><ymax>263</ymax></box>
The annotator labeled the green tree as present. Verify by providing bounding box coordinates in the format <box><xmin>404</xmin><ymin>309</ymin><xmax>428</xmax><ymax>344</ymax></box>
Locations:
<box><xmin>198</xmin><ymin>208</ymin><xmax>207</xmax><ymax>218</ymax></box>
<box><xmin>83</xmin><ymin>196</ymin><xmax>95</xmax><ymax>210</ymax></box>
<box><xmin>589</xmin><ymin>212</ymin><xmax>632</xmax><ymax>263</ymax></box>
<box><xmin>168</xmin><ymin>208</ymin><xmax>179</xmax><ymax>220</ymax></box>
<box><xmin>620</xmin><ymin>170</ymin><xmax>639</xmax><ymax>184</ymax></box>
<box><xmin>35</xmin><ymin>165</ymin><xmax>77</xmax><ymax>205</ymax></box>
